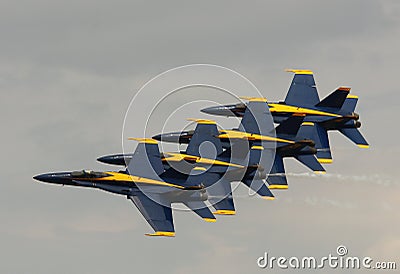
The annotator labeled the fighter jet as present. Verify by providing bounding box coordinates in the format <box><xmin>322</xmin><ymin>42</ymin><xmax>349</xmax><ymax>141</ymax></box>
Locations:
<box><xmin>99</xmin><ymin>99</ymin><xmax>323</xmax><ymax>216</ymax></box>
<box><xmin>34</xmin><ymin>138</ymin><xmax>218</xmax><ymax>237</ymax></box>
<box><xmin>151</xmin><ymin>114</ymin><xmax>325</xmax><ymax>189</ymax></box>
<box><xmin>201</xmin><ymin>69</ymin><xmax>369</xmax><ymax>163</ymax></box>
<box><xmin>100</xmin><ymin>98</ymin><xmax>325</xmax><ymax>190</ymax></box>
<box><xmin>99</xmin><ymin>100</ymin><xmax>282</xmax><ymax>215</ymax></box>
<box><xmin>99</xmin><ymin>122</ymin><xmax>273</xmax><ymax>216</ymax></box>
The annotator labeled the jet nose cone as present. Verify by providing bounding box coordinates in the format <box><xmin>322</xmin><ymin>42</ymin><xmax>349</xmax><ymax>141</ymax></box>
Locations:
<box><xmin>33</xmin><ymin>172</ymin><xmax>71</xmax><ymax>184</ymax></box>
<box><xmin>97</xmin><ymin>155</ymin><xmax>113</xmax><ymax>164</ymax></box>
<box><xmin>152</xmin><ymin>134</ymin><xmax>162</xmax><ymax>141</ymax></box>
<box><xmin>97</xmin><ymin>154</ymin><xmax>130</xmax><ymax>166</ymax></box>
<box><xmin>201</xmin><ymin>105</ymin><xmax>239</xmax><ymax>116</ymax></box>
<box><xmin>33</xmin><ymin>174</ymin><xmax>46</xmax><ymax>182</ymax></box>
<box><xmin>201</xmin><ymin>106</ymin><xmax>224</xmax><ymax>115</ymax></box>
<box><xmin>152</xmin><ymin>132</ymin><xmax>181</xmax><ymax>143</ymax></box>
<box><xmin>33</xmin><ymin>173</ymin><xmax>57</xmax><ymax>183</ymax></box>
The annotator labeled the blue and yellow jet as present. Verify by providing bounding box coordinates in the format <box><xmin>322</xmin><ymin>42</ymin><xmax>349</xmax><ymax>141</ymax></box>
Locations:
<box><xmin>99</xmin><ymin>100</ymin><xmax>281</xmax><ymax>215</ymax></box>
<box><xmin>201</xmin><ymin>69</ymin><xmax>369</xmax><ymax>163</ymax></box>
<box><xmin>98</xmin><ymin>99</ymin><xmax>322</xmax><ymax>214</ymax></box>
<box><xmin>150</xmin><ymin>109</ymin><xmax>326</xmax><ymax>189</ymax></box>
<box><xmin>34</xmin><ymin>138</ymin><xmax>218</xmax><ymax>237</ymax></box>
<box><xmin>99</xmin><ymin>120</ymin><xmax>273</xmax><ymax>216</ymax></box>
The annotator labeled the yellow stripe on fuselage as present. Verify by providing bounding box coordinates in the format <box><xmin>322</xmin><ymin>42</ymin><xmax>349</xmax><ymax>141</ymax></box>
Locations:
<box><xmin>76</xmin><ymin>172</ymin><xmax>185</xmax><ymax>189</ymax></box>
<box><xmin>218</xmin><ymin>130</ymin><xmax>294</xmax><ymax>144</ymax></box>
<box><xmin>162</xmin><ymin>153</ymin><xmax>244</xmax><ymax>168</ymax></box>
<box><xmin>268</xmin><ymin>103</ymin><xmax>341</xmax><ymax>117</ymax></box>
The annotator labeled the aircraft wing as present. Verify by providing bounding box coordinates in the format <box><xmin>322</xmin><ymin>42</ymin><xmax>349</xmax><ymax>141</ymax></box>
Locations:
<box><xmin>129</xmin><ymin>193</ymin><xmax>175</xmax><ymax>237</ymax></box>
<box><xmin>188</xmin><ymin>170</ymin><xmax>236</xmax><ymax>215</ymax></box>
<box><xmin>208</xmin><ymin>177</ymin><xmax>236</xmax><ymax>215</ymax></box>
<box><xmin>182</xmin><ymin>201</ymin><xmax>216</xmax><ymax>222</ymax></box>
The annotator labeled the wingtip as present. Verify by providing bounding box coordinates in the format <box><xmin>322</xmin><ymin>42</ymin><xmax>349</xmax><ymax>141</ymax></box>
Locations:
<box><xmin>239</xmin><ymin>96</ymin><xmax>268</xmax><ymax>102</ymax></box>
<box><xmin>128</xmin><ymin>138</ymin><xmax>158</xmax><ymax>144</ymax></box>
<box><xmin>285</xmin><ymin>69</ymin><xmax>313</xmax><ymax>75</ymax></box>
<box><xmin>145</xmin><ymin>231</ymin><xmax>175</xmax><ymax>237</ymax></box>
<box><xmin>346</xmin><ymin>94</ymin><xmax>359</xmax><ymax>99</ymax></box>
<box><xmin>268</xmin><ymin>185</ymin><xmax>288</xmax><ymax>190</ymax></box>
<box><xmin>261</xmin><ymin>196</ymin><xmax>275</xmax><ymax>201</ymax></box>
<box><xmin>357</xmin><ymin>144</ymin><xmax>369</xmax><ymax>149</ymax></box>
<box><xmin>338</xmin><ymin>86</ymin><xmax>351</xmax><ymax>92</ymax></box>
<box><xmin>186</xmin><ymin>118</ymin><xmax>216</xmax><ymax>124</ymax></box>
<box><xmin>213</xmin><ymin>210</ymin><xmax>236</xmax><ymax>215</ymax></box>
<box><xmin>203</xmin><ymin>218</ymin><xmax>217</xmax><ymax>223</ymax></box>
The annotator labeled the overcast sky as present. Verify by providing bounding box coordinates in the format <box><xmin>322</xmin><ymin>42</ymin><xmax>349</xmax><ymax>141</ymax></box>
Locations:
<box><xmin>1</xmin><ymin>1</ymin><xmax>399</xmax><ymax>273</ymax></box>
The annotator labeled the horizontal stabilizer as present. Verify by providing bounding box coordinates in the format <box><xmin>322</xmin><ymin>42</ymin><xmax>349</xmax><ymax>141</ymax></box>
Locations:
<box><xmin>183</xmin><ymin>201</ymin><xmax>216</xmax><ymax>222</ymax></box>
<box><xmin>242</xmin><ymin>178</ymin><xmax>274</xmax><ymax>199</ymax></box>
<box><xmin>267</xmin><ymin>155</ymin><xmax>288</xmax><ymax>189</ymax></box>
<box><xmin>313</xmin><ymin>124</ymin><xmax>333</xmax><ymax>163</ymax></box>
<box><xmin>212</xmin><ymin>197</ymin><xmax>236</xmax><ymax>215</ymax></box>
<box><xmin>315</xmin><ymin>87</ymin><xmax>350</xmax><ymax>109</ymax></box>
<box><xmin>339</xmin><ymin>128</ymin><xmax>369</xmax><ymax>148</ymax></box>
<box><xmin>295</xmin><ymin>155</ymin><xmax>326</xmax><ymax>173</ymax></box>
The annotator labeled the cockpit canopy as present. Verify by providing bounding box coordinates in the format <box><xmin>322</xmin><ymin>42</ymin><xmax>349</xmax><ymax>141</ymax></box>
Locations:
<box><xmin>71</xmin><ymin>170</ymin><xmax>110</xmax><ymax>179</ymax></box>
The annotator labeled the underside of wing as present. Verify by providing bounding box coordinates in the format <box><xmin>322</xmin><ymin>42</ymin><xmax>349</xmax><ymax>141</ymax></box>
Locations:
<box><xmin>129</xmin><ymin>193</ymin><xmax>175</xmax><ymax>237</ymax></box>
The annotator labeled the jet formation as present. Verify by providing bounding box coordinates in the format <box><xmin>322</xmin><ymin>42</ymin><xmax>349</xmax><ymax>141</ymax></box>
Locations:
<box><xmin>34</xmin><ymin>69</ymin><xmax>368</xmax><ymax>237</ymax></box>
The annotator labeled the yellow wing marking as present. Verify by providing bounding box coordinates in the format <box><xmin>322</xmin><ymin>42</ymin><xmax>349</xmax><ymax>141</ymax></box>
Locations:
<box><xmin>84</xmin><ymin>172</ymin><xmax>185</xmax><ymax>189</ymax></box>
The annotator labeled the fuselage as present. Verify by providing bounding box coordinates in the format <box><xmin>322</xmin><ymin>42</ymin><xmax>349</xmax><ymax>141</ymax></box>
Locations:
<box><xmin>201</xmin><ymin>102</ymin><xmax>360</xmax><ymax>130</ymax></box>
<box><xmin>33</xmin><ymin>170</ymin><xmax>207</xmax><ymax>202</ymax></box>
